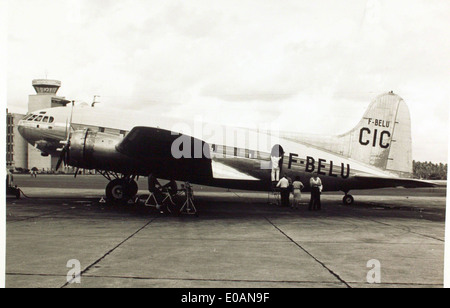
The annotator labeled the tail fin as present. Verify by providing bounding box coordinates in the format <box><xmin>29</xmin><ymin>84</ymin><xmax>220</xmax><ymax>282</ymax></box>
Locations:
<box><xmin>340</xmin><ymin>92</ymin><xmax>413</xmax><ymax>177</ymax></box>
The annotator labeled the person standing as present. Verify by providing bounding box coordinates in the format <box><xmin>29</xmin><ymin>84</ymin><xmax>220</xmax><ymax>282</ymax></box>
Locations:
<box><xmin>292</xmin><ymin>176</ymin><xmax>304</xmax><ymax>209</ymax></box>
<box><xmin>271</xmin><ymin>154</ymin><xmax>282</xmax><ymax>185</ymax></box>
<box><xmin>6</xmin><ymin>168</ymin><xmax>13</xmax><ymax>188</ymax></box>
<box><xmin>276</xmin><ymin>174</ymin><xmax>290</xmax><ymax>207</ymax></box>
<box><xmin>309</xmin><ymin>174</ymin><xmax>323</xmax><ymax>211</ymax></box>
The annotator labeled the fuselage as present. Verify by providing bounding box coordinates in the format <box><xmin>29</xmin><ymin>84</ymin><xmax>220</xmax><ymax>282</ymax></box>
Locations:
<box><xmin>17</xmin><ymin>104</ymin><xmax>403</xmax><ymax>192</ymax></box>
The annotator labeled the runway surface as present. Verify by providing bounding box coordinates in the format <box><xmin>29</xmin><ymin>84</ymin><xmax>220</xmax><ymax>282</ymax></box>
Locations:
<box><xmin>5</xmin><ymin>174</ymin><xmax>447</xmax><ymax>288</ymax></box>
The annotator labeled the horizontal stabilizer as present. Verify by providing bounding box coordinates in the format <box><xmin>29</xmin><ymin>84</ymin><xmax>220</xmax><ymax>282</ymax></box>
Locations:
<box><xmin>352</xmin><ymin>175</ymin><xmax>436</xmax><ymax>189</ymax></box>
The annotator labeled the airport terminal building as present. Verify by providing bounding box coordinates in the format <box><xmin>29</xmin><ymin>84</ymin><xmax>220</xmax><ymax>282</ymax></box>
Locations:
<box><xmin>6</xmin><ymin>79</ymin><xmax>71</xmax><ymax>172</ymax></box>
<box><xmin>6</xmin><ymin>110</ymin><xmax>28</xmax><ymax>170</ymax></box>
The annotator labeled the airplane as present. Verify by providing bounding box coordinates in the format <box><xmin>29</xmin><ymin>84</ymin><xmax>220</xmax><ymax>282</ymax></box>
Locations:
<box><xmin>17</xmin><ymin>91</ymin><xmax>435</xmax><ymax>205</ymax></box>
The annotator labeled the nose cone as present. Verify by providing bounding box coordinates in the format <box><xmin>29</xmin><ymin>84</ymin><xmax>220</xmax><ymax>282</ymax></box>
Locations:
<box><xmin>17</xmin><ymin>120</ymin><xmax>28</xmax><ymax>140</ymax></box>
<box><xmin>17</xmin><ymin>119</ymin><xmax>38</xmax><ymax>145</ymax></box>
<box><xmin>17</xmin><ymin>118</ymin><xmax>67</xmax><ymax>155</ymax></box>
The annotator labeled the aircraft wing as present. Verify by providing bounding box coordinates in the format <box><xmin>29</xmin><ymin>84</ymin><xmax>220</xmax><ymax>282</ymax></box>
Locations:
<box><xmin>117</xmin><ymin>126</ymin><xmax>183</xmax><ymax>158</ymax></box>
<box><xmin>115</xmin><ymin>126</ymin><xmax>212</xmax><ymax>178</ymax></box>
<box><xmin>351</xmin><ymin>175</ymin><xmax>437</xmax><ymax>189</ymax></box>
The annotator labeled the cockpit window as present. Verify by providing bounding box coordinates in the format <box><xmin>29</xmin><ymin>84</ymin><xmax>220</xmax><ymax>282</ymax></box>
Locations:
<box><xmin>43</xmin><ymin>116</ymin><xmax>49</xmax><ymax>123</ymax></box>
<box><xmin>48</xmin><ymin>117</ymin><xmax>54</xmax><ymax>123</ymax></box>
<box><xmin>27</xmin><ymin>115</ymin><xmax>37</xmax><ymax>121</ymax></box>
<box><xmin>34</xmin><ymin>115</ymin><xmax>43</xmax><ymax>121</ymax></box>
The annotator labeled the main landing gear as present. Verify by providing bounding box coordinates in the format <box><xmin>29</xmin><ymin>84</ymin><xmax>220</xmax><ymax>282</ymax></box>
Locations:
<box><xmin>99</xmin><ymin>171</ymin><xmax>138</xmax><ymax>203</ymax></box>
<box><xmin>342</xmin><ymin>192</ymin><xmax>354</xmax><ymax>205</ymax></box>
<box><xmin>105</xmin><ymin>178</ymin><xmax>138</xmax><ymax>202</ymax></box>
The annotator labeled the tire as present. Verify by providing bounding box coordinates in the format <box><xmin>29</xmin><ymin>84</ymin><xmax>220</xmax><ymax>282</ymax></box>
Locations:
<box><xmin>342</xmin><ymin>194</ymin><xmax>354</xmax><ymax>205</ymax></box>
<box><xmin>106</xmin><ymin>179</ymin><xmax>127</xmax><ymax>202</ymax></box>
<box><xmin>106</xmin><ymin>179</ymin><xmax>139</xmax><ymax>203</ymax></box>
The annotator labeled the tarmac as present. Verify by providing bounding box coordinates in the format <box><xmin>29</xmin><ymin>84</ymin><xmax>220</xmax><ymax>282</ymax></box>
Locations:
<box><xmin>4</xmin><ymin>174</ymin><xmax>447</xmax><ymax>288</ymax></box>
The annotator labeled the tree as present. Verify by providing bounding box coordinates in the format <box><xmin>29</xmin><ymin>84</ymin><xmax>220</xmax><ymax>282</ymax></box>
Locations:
<box><xmin>413</xmin><ymin>160</ymin><xmax>447</xmax><ymax>180</ymax></box>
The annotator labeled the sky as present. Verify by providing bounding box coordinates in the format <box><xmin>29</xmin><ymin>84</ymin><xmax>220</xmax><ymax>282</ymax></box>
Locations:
<box><xmin>3</xmin><ymin>0</ymin><xmax>450</xmax><ymax>163</ymax></box>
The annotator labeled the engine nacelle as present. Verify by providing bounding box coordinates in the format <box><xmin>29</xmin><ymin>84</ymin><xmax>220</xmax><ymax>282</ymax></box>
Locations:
<box><xmin>68</xmin><ymin>129</ymin><xmax>135</xmax><ymax>172</ymax></box>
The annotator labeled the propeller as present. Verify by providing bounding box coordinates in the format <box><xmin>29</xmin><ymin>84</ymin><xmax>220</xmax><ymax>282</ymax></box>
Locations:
<box><xmin>56</xmin><ymin>101</ymin><xmax>75</xmax><ymax>171</ymax></box>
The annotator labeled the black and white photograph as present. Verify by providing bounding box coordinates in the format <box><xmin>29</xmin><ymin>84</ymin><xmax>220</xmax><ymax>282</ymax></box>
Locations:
<box><xmin>1</xmin><ymin>0</ymin><xmax>449</xmax><ymax>291</ymax></box>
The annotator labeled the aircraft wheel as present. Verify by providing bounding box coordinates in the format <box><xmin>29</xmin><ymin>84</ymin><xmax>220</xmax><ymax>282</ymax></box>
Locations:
<box><xmin>106</xmin><ymin>179</ymin><xmax>127</xmax><ymax>202</ymax></box>
<box><xmin>343</xmin><ymin>194</ymin><xmax>354</xmax><ymax>205</ymax></box>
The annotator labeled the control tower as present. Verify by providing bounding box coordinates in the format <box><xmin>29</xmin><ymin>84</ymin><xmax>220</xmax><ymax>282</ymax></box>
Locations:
<box><xmin>28</xmin><ymin>79</ymin><xmax>71</xmax><ymax>171</ymax></box>
<box><xmin>28</xmin><ymin>79</ymin><xmax>71</xmax><ymax>112</ymax></box>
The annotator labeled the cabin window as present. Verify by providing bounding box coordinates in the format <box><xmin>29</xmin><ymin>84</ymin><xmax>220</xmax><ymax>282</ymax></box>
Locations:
<box><xmin>42</xmin><ymin>116</ymin><xmax>49</xmax><ymax>123</ymax></box>
<box><xmin>48</xmin><ymin>117</ymin><xmax>54</xmax><ymax>123</ymax></box>
<box><xmin>215</xmin><ymin>145</ymin><xmax>226</xmax><ymax>156</ymax></box>
<box><xmin>224</xmin><ymin>146</ymin><xmax>233</xmax><ymax>157</ymax></box>
<box><xmin>27</xmin><ymin>115</ymin><xmax>37</xmax><ymax>121</ymax></box>
<box><xmin>34</xmin><ymin>115</ymin><xmax>43</xmax><ymax>121</ymax></box>
<box><xmin>237</xmin><ymin>148</ymin><xmax>246</xmax><ymax>158</ymax></box>
<box><xmin>99</xmin><ymin>127</ymin><xmax>105</xmax><ymax>133</ymax></box>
